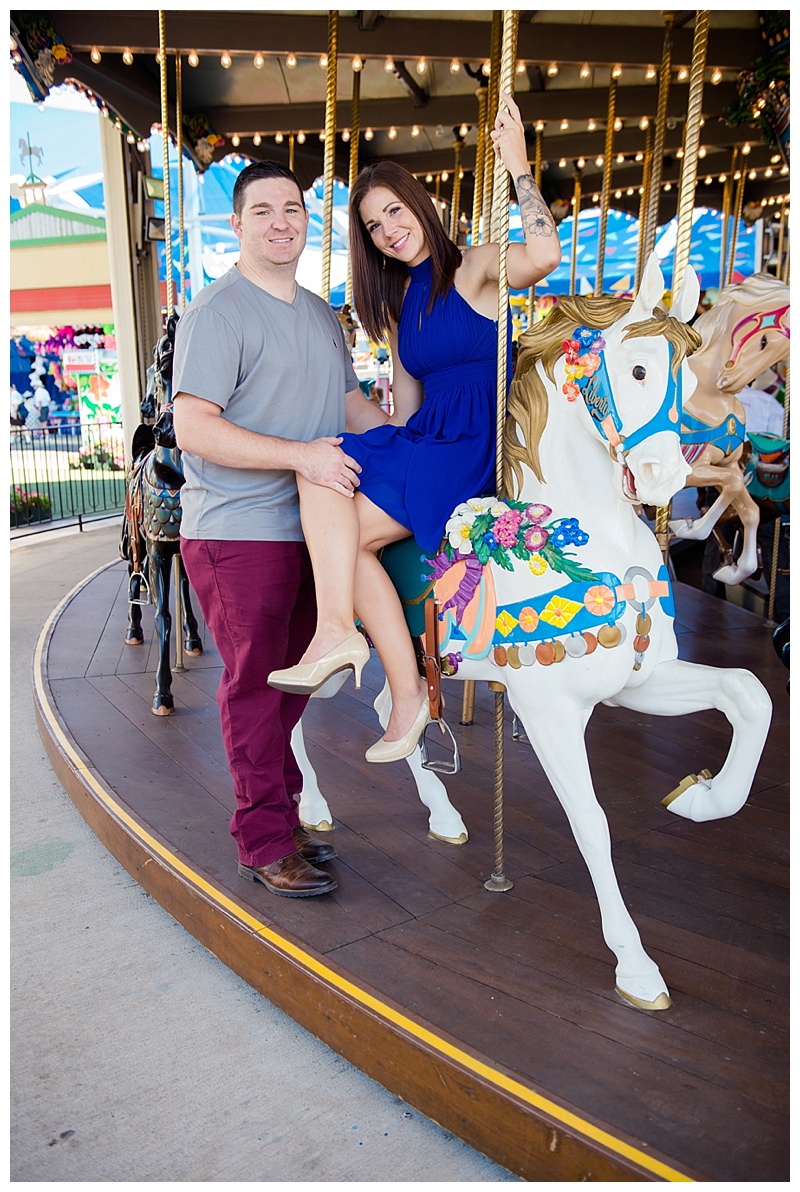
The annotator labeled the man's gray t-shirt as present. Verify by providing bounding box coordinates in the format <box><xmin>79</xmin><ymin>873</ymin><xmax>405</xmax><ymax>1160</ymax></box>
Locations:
<box><xmin>172</xmin><ymin>266</ymin><xmax>358</xmax><ymax>541</ymax></box>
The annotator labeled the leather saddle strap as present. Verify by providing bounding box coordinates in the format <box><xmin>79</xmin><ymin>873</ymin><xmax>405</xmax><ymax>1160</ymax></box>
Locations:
<box><xmin>423</xmin><ymin>597</ymin><xmax>443</xmax><ymax>722</ymax></box>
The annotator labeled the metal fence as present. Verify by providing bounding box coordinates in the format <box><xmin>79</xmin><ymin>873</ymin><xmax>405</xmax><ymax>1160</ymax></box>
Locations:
<box><xmin>10</xmin><ymin>420</ymin><xmax>127</xmax><ymax>533</ymax></box>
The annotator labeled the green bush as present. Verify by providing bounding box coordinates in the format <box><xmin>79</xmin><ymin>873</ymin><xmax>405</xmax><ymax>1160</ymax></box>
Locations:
<box><xmin>11</xmin><ymin>485</ymin><xmax>52</xmax><ymax>526</ymax></box>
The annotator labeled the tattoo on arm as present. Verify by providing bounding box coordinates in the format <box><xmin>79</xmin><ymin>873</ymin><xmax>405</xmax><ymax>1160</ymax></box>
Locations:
<box><xmin>515</xmin><ymin>173</ymin><xmax>556</xmax><ymax>239</ymax></box>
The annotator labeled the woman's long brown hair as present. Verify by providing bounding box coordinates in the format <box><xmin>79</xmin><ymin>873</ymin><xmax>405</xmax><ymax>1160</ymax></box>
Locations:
<box><xmin>349</xmin><ymin>161</ymin><xmax>462</xmax><ymax>343</ymax></box>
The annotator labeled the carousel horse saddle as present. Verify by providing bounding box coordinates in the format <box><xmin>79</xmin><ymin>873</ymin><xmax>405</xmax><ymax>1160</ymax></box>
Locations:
<box><xmin>680</xmin><ymin>410</ymin><xmax>746</xmax><ymax>457</ymax></box>
<box><xmin>378</xmin><ymin>537</ymin><xmax>436</xmax><ymax>639</ymax></box>
<box><xmin>744</xmin><ymin>431</ymin><xmax>790</xmax><ymax>506</ymax></box>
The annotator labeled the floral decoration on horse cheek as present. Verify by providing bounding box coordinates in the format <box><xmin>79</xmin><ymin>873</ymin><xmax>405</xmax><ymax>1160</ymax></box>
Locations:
<box><xmin>562</xmin><ymin>327</ymin><xmax>606</xmax><ymax>403</ymax></box>
<box><xmin>437</xmin><ymin>496</ymin><xmax>599</xmax><ymax>584</ymax></box>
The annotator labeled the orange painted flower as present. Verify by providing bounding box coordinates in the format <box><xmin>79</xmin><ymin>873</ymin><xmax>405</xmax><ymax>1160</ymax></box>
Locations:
<box><xmin>584</xmin><ymin>585</ymin><xmax>615</xmax><ymax>616</ymax></box>
<box><xmin>562</xmin><ymin>380</ymin><xmax>580</xmax><ymax>402</ymax></box>
<box><xmin>519</xmin><ymin>606</ymin><xmax>539</xmax><ymax>634</ymax></box>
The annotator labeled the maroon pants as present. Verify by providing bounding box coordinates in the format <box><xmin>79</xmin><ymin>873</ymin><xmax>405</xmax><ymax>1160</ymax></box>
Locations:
<box><xmin>181</xmin><ymin>538</ymin><xmax>317</xmax><ymax>867</ymax></box>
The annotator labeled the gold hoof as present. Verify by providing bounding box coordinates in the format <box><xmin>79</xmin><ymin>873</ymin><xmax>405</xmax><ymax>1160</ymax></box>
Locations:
<box><xmin>428</xmin><ymin>830</ymin><xmax>468</xmax><ymax>845</ymax></box>
<box><xmin>301</xmin><ymin>819</ymin><xmax>333</xmax><ymax>833</ymax></box>
<box><xmin>662</xmin><ymin>770</ymin><xmax>712</xmax><ymax>809</ymax></box>
<box><xmin>615</xmin><ymin>985</ymin><xmax>671</xmax><ymax>1011</ymax></box>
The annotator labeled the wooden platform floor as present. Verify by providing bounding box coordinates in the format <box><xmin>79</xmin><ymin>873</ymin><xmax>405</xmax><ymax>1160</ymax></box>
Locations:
<box><xmin>34</xmin><ymin>561</ymin><xmax>789</xmax><ymax>1182</ymax></box>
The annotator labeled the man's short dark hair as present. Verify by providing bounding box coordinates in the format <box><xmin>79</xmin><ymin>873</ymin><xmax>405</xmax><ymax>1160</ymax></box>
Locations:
<box><xmin>232</xmin><ymin>160</ymin><xmax>306</xmax><ymax>216</ymax></box>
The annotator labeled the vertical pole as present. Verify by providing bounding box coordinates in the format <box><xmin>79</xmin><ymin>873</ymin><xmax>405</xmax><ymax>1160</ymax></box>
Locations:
<box><xmin>288</xmin><ymin>133</ymin><xmax>295</xmax><ymax>174</ymax></box>
<box><xmin>482</xmin><ymin>12</ymin><xmax>502</xmax><ymax>238</ymax></box>
<box><xmin>719</xmin><ymin>149</ymin><xmax>737</xmax><ymax>287</ymax></box>
<box><xmin>450</xmin><ymin>139</ymin><xmax>463</xmax><ymax>242</ymax></box>
<box><xmin>596</xmin><ymin>77</ymin><xmax>617</xmax><ymax>296</ymax></box>
<box><xmin>320</xmin><ymin>10</ymin><xmax>338</xmax><ymax>303</ymax></box>
<box><xmin>175</xmin><ymin>50</ymin><xmax>186</xmax><ymax>311</ymax></box>
<box><xmin>641</xmin><ymin>15</ymin><xmax>674</xmax><ymax>269</ymax></box>
<box><xmin>158</xmin><ymin>12</ymin><xmax>173</xmax><ymax>318</ymax></box>
<box><xmin>345</xmin><ymin>68</ymin><xmax>360</xmax><ymax>307</ymax></box>
<box><xmin>726</xmin><ymin>156</ymin><xmax>746</xmax><ymax>285</ymax></box>
<box><xmin>672</xmin><ymin>11</ymin><xmax>710</xmax><ymax>294</ymax></box>
<box><xmin>635</xmin><ymin>123</ymin><xmax>655</xmax><ymax>292</ymax></box>
<box><xmin>471</xmin><ymin>86</ymin><xmax>488</xmax><ymax>245</ymax></box>
<box><xmin>528</xmin><ymin>127</ymin><xmax>543</xmax><ymax>325</ymax></box>
<box><xmin>569</xmin><ymin>169</ymin><xmax>583</xmax><ymax>296</ymax></box>
<box><xmin>766</xmin><ymin>362</ymin><xmax>789</xmax><ymax>625</ymax></box>
<box><xmin>485</xmin><ymin>9</ymin><xmax>519</xmax><ymax>896</ymax></box>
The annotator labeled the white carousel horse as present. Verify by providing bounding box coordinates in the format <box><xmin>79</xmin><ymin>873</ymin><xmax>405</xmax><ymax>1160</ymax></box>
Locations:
<box><xmin>293</xmin><ymin>254</ymin><xmax>772</xmax><ymax>1009</ymax></box>
<box><xmin>668</xmin><ymin>272</ymin><xmax>790</xmax><ymax>585</ymax></box>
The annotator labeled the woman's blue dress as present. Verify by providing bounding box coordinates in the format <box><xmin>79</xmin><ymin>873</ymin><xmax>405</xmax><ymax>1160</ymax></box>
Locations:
<box><xmin>340</xmin><ymin>256</ymin><xmax>508</xmax><ymax>555</ymax></box>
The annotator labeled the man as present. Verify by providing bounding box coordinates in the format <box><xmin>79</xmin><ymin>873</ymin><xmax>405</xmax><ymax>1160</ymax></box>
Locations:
<box><xmin>172</xmin><ymin>160</ymin><xmax>364</xmax><ymax>898</ymax></box>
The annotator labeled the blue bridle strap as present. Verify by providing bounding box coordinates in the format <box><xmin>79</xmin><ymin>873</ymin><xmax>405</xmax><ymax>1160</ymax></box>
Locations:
<box><xmin>576</xmin><ymin>340</ymin><xmax>682</xmax><ymax>455</ymax></box>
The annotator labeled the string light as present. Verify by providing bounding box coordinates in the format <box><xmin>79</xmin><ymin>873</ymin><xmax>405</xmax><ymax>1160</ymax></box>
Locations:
<box><xmin>535</xmin><ymin>120</ymin><xmax>545</xmax><ymax>132</ymax></box>
<box><xmin>587</xmin><ymin>118</ymin><xmax>597</xmax><ymax>131</ymax></box>
<box><xmin>635</xmin><ymin>151</ymin><xmax>643</xmax><ymax>162</ymax></box>
<box><xmin>253</xmin><ymin>133</ymin><xmax>262</xmax><ymax>146</ymax></box>
<box><xmin>286</xmin><ymin>52</ymin><xmax>297</xmax><ymax>69</ymax></box>
<box><xmin>231</xmin><ymin>134</ymin><xmax>240</xmax><ymax>147</ymax></box>
<box><xmin>677</xmin><ymin>66</ymin><xmax>688</xmax><ymax>81</ymax></box>
<box><xmin>364</xmin><ymin>127</ymin><xmax>374</xmax><ymax>140</ymax></box>
<box><xmin>748</xmin><ymin>169</ymin><xmax>757</xmax><ymax>180</ymax></box>
<box><xmin>719</xmin><ymin>173</ymin><xmax>727</xmax><ymax>183</ymax></box>
<box><xmin>296</xmin><ymin>131</ymin><xmax>306</xmax><ymax>144</ymax></box>
<box><xmin>352</xmin><ymin>55</ymin><xmax>363</xmax><ymax>72</ymax></box>
<box><xmin>426</xmin><ymin>173</ymin><xmax>433</xmax><ymax>183</ymax></box>
<box><xmin>275</xmin><ymin>132</ymin><xmax>284</xmax><ymax>143</ymax></box>
<box><xmin>318</xmin><ymin>130</ymin><xmax>325</xmax><ymax>141</ymax></box>
<box><xmin>388</xmin><ymin>126</ymin><xmax>397</xmax><ymax>139</ymax></box>
<box><xmin>90</xmin><ymin>46</ymin><xmax>101</xmax><ymax>63</ymax></box>
<box><xmin>441</xmin><ymin>171</ymin><xmax>449</xmax><ymax>182</ymax></box>
<box><xmin>614</xmin><ymin>189</ymin><xmax>622</xmax><ymax>199</ymax></box>
<box><xmin>221</xmin><ymin>51</ymin><xmax>232</xmax><ymax>69</ymax></box>
<box><xmin>342</xmin><ymin>129</ymin><xmax>350</xmax><ymax>142</ymax></box>
<box><xmin>319</xmin><ymin>53</ymin><xmax>327</xmax><ymax>68</ymax></box>
<box><xmin>560</xmin><ymin>119</ymin><xmax>569</xmax><ymax>131</ymax></box>
<box><xmin>711</xmin><ymin>67</ymin><xmax>722</xmax><ymax>84</ymax></box>
<box><xmin>577</xmin><ymin>157</ymin><xmax>586</xmax><ymax>169</ymax></box>
<box><xmin>516</xmin><ymin>59</ymin><xmax>526</xmax><ymax>74</ymax></box>
<box><xmin>122</xmin><ymin>48</ymin><xmax>134</xmax><ymax>65</ymax></box>
<box><xmin>580</xmin><ymin>62</ymin><xmax>590</xmax><ymax>79</ymax></box>
<box><xmin>155</xmin><ymin>51</ymin><xmax>162</xmax><ymax>65</ymax></box>
<box><xmin>664</xmin><ymin>182</ymin><xmax>672</xmax><ymax>191</ymax></box>
<box><xmin>698</xmin><ymin>147</ymin><xmax>707</xmax><ymax>158</ymax></box>
<box><xmin>645</xmin><ymin>64</ymin><xmax>656</xmax><ymax>79</ymax></box>
<box><xmin>384</xmin><ymin>56</ymin><xmax>394</xmax><ymax>72</ymax></box>
<box><xmin>547</xmin><ymin>61</ymin><xmax>559</xmax><ymax>77</ymax></box>
<box><xmin>616</xmin><ymin>152</ymin><xmax>625</xmax><ymax>164</ymax></box>
<box><xmin>126</xmin><ymin>131</ymin><xmax>135</xmax><ymax>144</ymax></box>
<box><xmin>613</xmin><ymin>117</ymin><xmax>623</xmax><ymax>131</ymax></box>
<box><xmin>558</xmin><ymin>158</ymin><xmax>567</xmax><ymax>168</ymax></box>
<box><xmin>411</xmin><ymin>125</ymin><xmax>420</xmax><ymax>137</ymax></box>
<box><xmin>416</xmin><ymin>57</ymin><xmax>428</xmax><ymax>74</ymax></box>
<box><xmin>639</xmin><ymin>117</ymin><xmax>649</xmax><ymax>130</ymax></box>
<box><xmin>676</xmin><ymin>147</ymin><xmax>684</xmax><ymax>158</ymax></box>
<box><xmin>595</xmin><ymin>155</ymin><xmax>604</xmax><ymax>167</ymax></box>
<box><xmin>705</xmin><ymin>175</ymin><xmax>713</xmax><ymax>185</ymax></box>
<box><xmin>188</xmin><ymin>50</ymin><xmax>199</xmax><ymax>67</ymax></box>
<box><xmin>481</xmin><ymin>60</ymin><xmax>490</xmax><ymax>77</ymax></box>
<box><xmin>450</xmin><ymin>58</ymin><xmax>461</xmax><ymax>73</ymax></box>
<box><xmin>611</xmin><ymin>64</ymin><xmax>622</xmax><ymax>79</ymax></box>
<box><xmin>459</xmin><ymin>123</ymin><xmax>469</xmax><ymax>137</ymax></box>
<box><xmin>741</xmin><ymin>142</ymin><xmax>751</xmax><ymax>155</ymax></box>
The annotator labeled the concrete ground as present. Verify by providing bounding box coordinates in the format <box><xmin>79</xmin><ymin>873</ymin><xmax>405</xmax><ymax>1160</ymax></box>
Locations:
<box><xmin>10</xmin><ymin>519</ymin><xmax>517</xmax><ymax>1183</ymax></box>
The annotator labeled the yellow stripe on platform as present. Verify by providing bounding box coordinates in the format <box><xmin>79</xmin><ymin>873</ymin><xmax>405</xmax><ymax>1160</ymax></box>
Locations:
<box><xmin>34</xmin><ymin>563</ymin><xmax>694</xmax><ymax>1184</ymax></box>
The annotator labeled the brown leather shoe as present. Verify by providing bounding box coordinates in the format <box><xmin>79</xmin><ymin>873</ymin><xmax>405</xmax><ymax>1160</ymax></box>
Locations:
<box><xmin>238</xmin><ymin>851</ymin><xmax>337</xmax><ymax>898</ymax></box>
<box><xmin>292</xmin><ymin>825</ymin><xmax>337</xmax><ymax>864</ymax></box>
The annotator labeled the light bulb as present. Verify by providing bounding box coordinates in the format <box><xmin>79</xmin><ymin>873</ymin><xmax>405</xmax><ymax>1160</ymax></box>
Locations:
<box><xmin>253</xmin><ymin>52</ymin><xmax>264</xmax><ymax>69</ymax></box>
<box><xmin>188</xmin><ymin>50</ymin><xmax>199</xmax><ymax>67</ymax></box>
<box><xmin>595</xmin><ymin>155</ymin><xmax>604</xmax><ymax>167</ymax></box>
<box><xmin>558</xmin><ymin>158</ymin><xmax>567</xmax><ymax>169</ymax></box>
<box><xmin>645</xmin><ymin>65</ymin><xmax>656</xmax><ymax>79</ymax></box>
<box><xmin>481</xmin><ymin>60</ymin><xmax>490</xmax><ymax>77</ymax></box>
<box><xmin>612</xmin><ymin>64</ymin><xmax>622</xmax><ymax>79</ymax></box>
<box><xmin>577</xmin><ymin>157</ymin><xmax>586</xmax><ymax>169</ymax></box>
<box><xmin>639</xmin><ymin>117</ymin><xmax>649</xmax><ymax>130</ymax></box>
<box><xmin>275</xmin><ymin>133</ymin><xmax>284</xmax><ymax>144</ymax></box>
<box><xmin>231</xmin><ymin>134</ymin><xmax>240</xmax><ymax>147</ymax></box>
<box><xmin>459</xmin><ymin>124</ymin><xmax>469</xmax><ymax>138</ymax></box>
<box><xmin>614</xmin><ymin>118</ymin><xmax>623</xmax><ymax>131</ymax></box>
<box><xmin>450</xmin><ymin>58</ymin><xmax>461</xmax><ymax>73</ymax></box>
<box><xmin>698</xmin><ymin>147</ymin><xmax>707</xmax><ymax>158</ymax></box>
<box><xmin>364</xmin><ymin>127</ymin><xmax>374</xmax><ymax>140</ymax></box>
<box><xmin>587</xmin><ymin>118</ymin><xmax>596</xmax><ymax>131</ymax></box>
<box><xmin>426</xmin><ymin>174</ymin><xmax>433</xmax><ymax>183</ymax></box>
<box><xmin>388</xmin><ymin>126</ymin><xmax>397</xmax><ymax>139</ymax></box>
<box><xmin>319</xmin><ymin>53</ymin><xmax>327</xmax><ymax>68</ymax></box>
<box><xmin>516</xmin><ymin>59</ymin><xmax>525</xmax><ymax>74</ymax></box>
<box><xmin>319</xmin><ymin>130</ymin><xmax>325</xmax><ymax>141</ymax></box>
<box><xmin>560</xmin><ymin>119</ymin><xmax>569</xmax><ymax>131</ymax></box>
<box><xmin>253</xmin><ymin>133</ymin><xmax>262</xmax><ymax>146</ymax></box>
<box><xmin>580</xmin><ymin>62</ymin><xmax>590</xmax><ymax>79</ymax></box>
<box><xmin>342</xmin><ymin>128</ymin><xmax>350</xmax><ymax>142</ymax></box>
<box><xmin>411</xmin><ymin>125</ymin><xmax>420</xmax><ymax>137</ymax></box>
<box><xmin>416</xmin><ymin>58</ymin><xmax>427</xmax><ymax>74</ymax></box>
<box><xmin>635</xmin><ymin>152</ymin><xmax>643</xmax><ymax>162</ymax></box>
<box><xmin>711</xmin><ymin>67</ymin><xmax>722</xmax><ymax>84</ymax></box>
<box><xmin>126</xmin><ymin>131</ymin><xmax>135</xmax><ymax>143</ymax></box>
<box><xmin>122</xmin><ymin>48</ymin><xmax>133</xmax><ymax>65</ymax></box>
<box><xmin>441</xmin><ymin>171</ymin><xmax>448</xmax><ymax>182</ymax></box>
<box><xmin>286</xmin><ymin>52</ymin><xmax>297</xmax><ymax>69</ymax></box>
<box><xmin>385</xmin><ymin>56</ymin><xmax>394</xmax><ymax>72</ymax></box>
<box><xmin>90</xmin><ymin>46</ymin><xmax>101</xmax><ymax>63</ymax></box>
<box><xmin>742</xmin><ymin>142</ymin><xmax>751</xmax><ymax>155</ymax></box>
<box><xmin>352</xmin><ymin>55</ymin><xmax>363</xmax><ymax>72</ymax></box>
<box><xmin>615</xmin><ymin>190</ymin><xmax>622</xmax><ymax>199</ymax></box>
<box><xmin>296</xmin><ymin>131</ymin><xmax>306</xmax><ymax>144</ymax></box>
<box><xmin>221</xmin><ymin>51</ymin><xmax>232</xmax><ymax>69</ymax></box>
<box><xmin>664</xmin><ymin>182</ymin><xmax>672</xmax><ymax>191</ymax></box>
<box><xmin>677</xmin><ymin>66</ymin><xmax>688</xmax><ymax>81</ymax></box>
<box><xmin>547</xmin><ymin>61</ymin><xmax>558</xmax><ymax>77</ymax></box>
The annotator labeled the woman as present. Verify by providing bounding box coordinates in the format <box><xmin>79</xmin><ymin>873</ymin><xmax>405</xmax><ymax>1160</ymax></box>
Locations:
<box><xmin>269</xmin><ymin>92</ymin><xmax>561</xmax><ymax>762</ymax></box>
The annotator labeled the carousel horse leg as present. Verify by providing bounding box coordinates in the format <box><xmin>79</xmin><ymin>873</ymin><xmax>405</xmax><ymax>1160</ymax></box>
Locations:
<box><xmin>291</xmin><ymin>722</ymin><xmax>334</xmax><ymax>832</ymax></box>
<box><xmin>607</xmin><ymin>658</ymin><xmax>772</xmax><ymax>823</ymax></box>
<box><xmin>711</xmin><ymin>486</ymin><xmax>762</xmax><ymax>586</ymax></box>
<box><xmin>669</xmin><ymin>488</ymin><xmax>730</xmax><ymax>541</ymax></box>
<box><xmin>177</xmin><ymin>554</ymin><xmax>203</xmax><ymax>656</ymax></box>
<box><xmin>373</xmin><ymin>680</ymin><xmax>468</xmax><ymax>843</ymax></box>
<box><xmin>125</xmin><ymin>570</ymin><xmax>145</xmax><ymax>646</ymax></box>
<box><xmin>148</xmin><ymin>543</ymin><xmax>176</xmax><ymax>716</ymax></box>
<box><xmin>510</xmin><ymin>690</ymin><xmax>670</xmax><ymax>1009</ymax></box>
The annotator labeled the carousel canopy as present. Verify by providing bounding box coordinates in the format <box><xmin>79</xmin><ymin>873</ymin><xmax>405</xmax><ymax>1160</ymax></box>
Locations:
<box><xmin>10</xmin><ymin>9</ymin><xmax>790</xmax><ymax>227</ymax></box>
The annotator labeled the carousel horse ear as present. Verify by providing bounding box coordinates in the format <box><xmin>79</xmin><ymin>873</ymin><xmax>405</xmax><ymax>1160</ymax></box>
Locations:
<box><xmin>629</xmin><ymin>252</ymin><xmax>665</xmax><ymax>323</ymax></box>
<box><xmin>669</xmin><ymin>265</ymin><xmax>701</xmax><ymax>326</ymax></box>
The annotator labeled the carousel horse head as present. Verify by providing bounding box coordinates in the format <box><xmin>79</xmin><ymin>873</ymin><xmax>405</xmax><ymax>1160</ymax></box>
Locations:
<box><xmin>692</xmin><ymin>272</ymin><xmax>790</xmax><ymax>394</ymax></box>
<box><xmin>506</xmin><ymin>253</ymin><xmax>701</xmax><ymax>509</ymax></box>
<box><xmin>140</xmin><ymin>312</ymin><xmax>179</xmax><ymax>423</ymax></box>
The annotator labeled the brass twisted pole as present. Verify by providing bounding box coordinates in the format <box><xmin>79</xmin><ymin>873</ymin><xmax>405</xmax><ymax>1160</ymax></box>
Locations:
<box><xmin>528</xmin><ymin>126</ymin><xmax>543</xmax><ymax>325</ymax></box>
<box><xmin>288</xmin><ymin>132</ymin><xmax>295</xmax><ymax>174</ymax></box>
<box><xmin>641</xmin><ymin>14</ymin><xmax>674</xmax><ymax>272</ymax></box>
<box><xmin>450</xmin><ymin>139</ymin><xmax>463</xmax><ymax>242</ymax></box>
<box><xmin>471</xmin><ymin>85</ymin><xmax>488</xmax><ymax>245</ymax></box>
<box><xmin>569</xmin><ymin>168</ymin><xmax>583</xmax><ymax>296</ymax></box>
<box><xmin>175</xmin><ymin>50</ymin><xmax>186</xmax><ymax>313</ymax></box>
<box><xmin>726</xmin><ymin>155</ymin><xmax>747</xmax><ymax>285</ymax></box>
<box><xmin>320</xmin><ymin>11</ymin><xmax>338</xmax><ymax>303</ymax></box>
<box><xmin>345</xmin><ymin>68</ymin><xmax>360</xmax><ymax>306</ymax></box>
<box><xmin>776</xmin><ymin>198</ymin><xmax>787</xmax><ymax>280</ymax></box>
<box><xmin>672</xmin><ymin>10</ymin><xmax>710</xmax><ymax>293</ymax></box>
<box><xmin>635</xmin><ymin>123</ymin><xmax>655</xmax><ymax>292</ymax></box>
<box><xmin>766</xmin><ymin>361</ymin><xmax>789</xmax><ymax>624</ymax></box>
<box><xmin>719</xmin><ymin>148</ymin><xmax>737</xmax><ymax>286</ymax></box>
<box><xmin>595</xmin><ymin>77</ymin><xmax>617</xmax><ymax>295</ymax></box>
<box><xmin>482</xmin><ymin>12</ymin><xmax>502</xmax><ymax>238</ymax></box>
<box><xmin>158</xmin><ymin>12</ymin><xmax>173</xmax><ymax>317</ymax></box>
<box><xmin>486</xmin><ymin>9</ymin><xmax>519</xmax><ymax>896</ymax></box>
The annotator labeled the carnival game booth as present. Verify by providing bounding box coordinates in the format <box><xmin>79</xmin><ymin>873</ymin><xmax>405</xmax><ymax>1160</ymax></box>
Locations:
<box><xmin>17</xmin><ymin>9</ymin><xmax>788</xmax><ymax>1181</ymax></box>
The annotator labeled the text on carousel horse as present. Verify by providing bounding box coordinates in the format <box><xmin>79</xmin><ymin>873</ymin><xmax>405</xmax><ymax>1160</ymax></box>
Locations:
<box><xmin>668</xmin><ymin>272</ymin><xmax>790</xmax><ymax>585</ymax></box>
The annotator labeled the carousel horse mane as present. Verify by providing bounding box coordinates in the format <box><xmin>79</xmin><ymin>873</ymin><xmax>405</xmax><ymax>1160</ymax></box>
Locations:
<box><xmin>504</xmin><ymin>293</ymin><xmax>702</xmax><ymax>497</ymax></box>
<box><xmin>692</xmin><ymin>271</ymin><xmax>791</xmax><ymax>344</ymax></box>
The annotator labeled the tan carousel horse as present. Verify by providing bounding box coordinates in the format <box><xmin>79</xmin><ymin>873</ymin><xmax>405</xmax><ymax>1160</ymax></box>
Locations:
<box><xmin>668</xmin><ymin>272</ymin><xmax>790</xmax><ymax>585</ymax></box>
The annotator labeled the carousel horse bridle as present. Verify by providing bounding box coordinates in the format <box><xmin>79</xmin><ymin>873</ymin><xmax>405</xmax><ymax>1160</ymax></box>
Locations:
<box><xmin>563</xmin><ymin>325</ymin><xmax>683</xmax><ymax>457</ymax></box>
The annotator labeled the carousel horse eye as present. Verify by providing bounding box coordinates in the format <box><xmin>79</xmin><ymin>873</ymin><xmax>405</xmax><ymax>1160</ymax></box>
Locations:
<box><xmin>632</xmin><ymin>365</ymin><xmax>646</xmax><ymax>382</ymax></box>
<box><xmin>760</xmin><ymin>335</ymin><xmax>768</xmax><ymax>350</ymax></box>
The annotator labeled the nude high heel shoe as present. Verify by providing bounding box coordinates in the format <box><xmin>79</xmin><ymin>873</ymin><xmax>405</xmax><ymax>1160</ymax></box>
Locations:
<box><xmin>268</xmin><ymin>631</ymin><xmax>369</xmax><ymax>695</ymax></box>
<box><xmin>365</xmin><ymin>694</ymin><xmax>431</xmax><ymax>764</ymax></box>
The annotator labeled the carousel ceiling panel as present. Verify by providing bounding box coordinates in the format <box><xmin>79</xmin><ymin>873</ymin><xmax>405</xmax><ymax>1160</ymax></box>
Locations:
<box><xmin>11</xmin><ymin>9</ymin><xmax>785</xmax><ymax>215</ymax></box>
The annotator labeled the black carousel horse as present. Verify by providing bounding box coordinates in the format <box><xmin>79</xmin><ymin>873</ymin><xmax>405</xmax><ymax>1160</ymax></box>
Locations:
<box><xmin>120</xmin><ymin>314</ymin><xmax>203</xmax><ymax>715</ymax></box>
